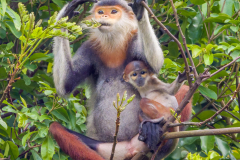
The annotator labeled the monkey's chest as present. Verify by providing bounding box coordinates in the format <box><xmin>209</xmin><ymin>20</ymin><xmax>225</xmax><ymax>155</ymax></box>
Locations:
<box><xmin>93</xmin><ymin>79</ymin><xmax>141</xmax><ymax>142</ymax></box>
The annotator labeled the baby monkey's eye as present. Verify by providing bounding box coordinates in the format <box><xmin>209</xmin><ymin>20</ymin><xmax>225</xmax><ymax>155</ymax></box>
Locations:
<box><xmin>111</xmin><ymin>10</ymin><xmax>118</xmax><ymax>14</ymax></box>
<box><xmin>98</xmin><ymin>10</ymin><xmax>104</xmax><ymax>14</ymax></box>
<box><xmin>132</xmin><ymin>73</ymin><xmax>137</xmax><ymax>76</ymax></box>
<box><xmin>141</xmin><ymin>71</ymin><xmax>146</xmax><ymax>74</ymax></box>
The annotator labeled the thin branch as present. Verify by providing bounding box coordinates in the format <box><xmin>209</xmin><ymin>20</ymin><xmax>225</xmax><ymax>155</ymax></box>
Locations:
<box><xmin>169</xmin><ymin>0</ymin><xmax>198</xmax><ymax>80</ymax></box>
<box><xmin>168</xmin><ymin>122</ymin><xmax>200</xmax><ymax>127</ymax></box>
<box><xmin>198</xmin><ymin>5</ymin><xmax>209</xmax><ymax>40</ymax></box>
<box><xmin>141</xmin><ymin>1</ymin><xmax>192</xmax><ymax>87</ymax></box>
<box><xmin>203</xmin><ymin>56</ymin><xmax>240</xmax><ymax>81</ymax></box>
<box><xmin>163</xmin><ymin>127</ymin><xmax>240</xmax><ymax>139</ymax></box>
<box><xmin>199</xmin><ymin>84</ymin><xmax>240</xmax><ymax>126</ymax></box>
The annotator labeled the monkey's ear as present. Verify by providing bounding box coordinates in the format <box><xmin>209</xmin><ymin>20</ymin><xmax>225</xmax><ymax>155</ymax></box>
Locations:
<box><xmin>123</xmin><ymin>74</ymin><xmax>129</xmax><ymax>82</ymax></box>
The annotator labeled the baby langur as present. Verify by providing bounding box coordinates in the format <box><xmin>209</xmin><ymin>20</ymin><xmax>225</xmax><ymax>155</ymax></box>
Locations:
<box><xmin>123</xmin><ymin>61</ymin><xmax>191</xmax><ymax>151</ymax></box>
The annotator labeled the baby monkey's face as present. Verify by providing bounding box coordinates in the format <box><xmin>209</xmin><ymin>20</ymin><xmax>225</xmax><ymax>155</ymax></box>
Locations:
<box><xmin>129</xmin><ymin>69</ymin><xmax>148</xmax><ymax>88</ymax></box>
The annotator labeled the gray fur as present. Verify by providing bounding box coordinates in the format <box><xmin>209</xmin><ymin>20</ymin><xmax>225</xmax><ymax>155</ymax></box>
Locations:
<box><xmin>53</xmin><ymin>0</ymin><xmax>164</xmax><ymax>142</ymax></box>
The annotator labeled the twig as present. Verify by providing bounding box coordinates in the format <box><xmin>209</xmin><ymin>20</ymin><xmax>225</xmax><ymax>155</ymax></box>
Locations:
<box><xmin>203</xmin><ymin>56</ymin><xmax>240</xmax><ymax>81</ymax></box>
<box><xmin>162</xmin><ymin>127</ymin><xmax>240</xmax><ymax>139</ymax></box>
<box><xmin>199</xmin><ymin>84</ymin><xmax>240</xmax><ymax>126</ymax></box>
<box><xmin>169</xmin><ymin>0</ymin><xmax>198</xmax><ymax>80</ymax></box>
<box><xmin>141</xmin><ymin>1</ymin><xmax>192</xmax><ymax>87</ymax></box>
<box><xmin>168</xmin><ymin>122</ymin><xmax>200</xmax><ymax>127</ymax></box>
<box><xmin>198</xmin><ymin>5</ymin><xmax>209</xmax><ymax>40</ymax></box>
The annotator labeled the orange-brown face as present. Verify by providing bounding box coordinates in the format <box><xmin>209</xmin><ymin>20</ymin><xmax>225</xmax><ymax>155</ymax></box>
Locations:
<box><xmin>94</xmin><ymin>6</ymin><xmax>123</xmax><ymax>30</ymax></box>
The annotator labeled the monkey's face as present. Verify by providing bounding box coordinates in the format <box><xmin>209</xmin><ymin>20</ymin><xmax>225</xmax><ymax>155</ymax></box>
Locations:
<box><xmin>94</xmin><ymin>6</ymin><xmax>123</xmax><ymax>32</ymax></box>
<box><xmin>128</xmin><ymin>69</ymin><xmax>149</xmax><ymax>88</ymax></box>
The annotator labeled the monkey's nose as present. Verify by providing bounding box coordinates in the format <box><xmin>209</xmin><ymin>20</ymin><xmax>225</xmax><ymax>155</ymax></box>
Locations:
<box><xmin>102</xmin><ymin>15</ymin><xmax>108</xmax><ymax>18</ymax></box>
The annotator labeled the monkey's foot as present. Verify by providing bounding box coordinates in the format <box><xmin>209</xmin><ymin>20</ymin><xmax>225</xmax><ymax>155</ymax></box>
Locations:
<box><xmin>138</xmin><ymin>117</ymin><xmax>165</xmax><ymax>151</ymax></box>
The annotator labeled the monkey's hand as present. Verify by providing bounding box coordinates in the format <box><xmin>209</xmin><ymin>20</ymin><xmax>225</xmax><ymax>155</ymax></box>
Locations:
<box><xmin>129</xmin><ymin>0</ymin><xmax>146</xmax><ymax>21</ymax></box>
<box><xmin>138</xmin><ymin>117</ymin><xmax>165</xmax><ymax>151</ymax></box>
<box><xmin>64</xmin><ymin>0</ymin><xmax>97</xmax><ymax>19</ymax></box>
<box><xmin>178</xmin><ymin>66</ymin><xmax>194</xmax><ymax>83</ymax></box>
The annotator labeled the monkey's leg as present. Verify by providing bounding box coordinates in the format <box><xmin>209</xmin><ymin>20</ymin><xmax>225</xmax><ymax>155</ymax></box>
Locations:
<box><xmin>50</xmin><ymin>122</ymin><xmax>149</xmax><ymax>160</ymax></box>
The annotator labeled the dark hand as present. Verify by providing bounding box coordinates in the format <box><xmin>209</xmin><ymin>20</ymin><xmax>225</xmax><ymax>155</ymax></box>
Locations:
<box><xmin>138</xmin><ymin>117</ymin><xmax>165</xmax><ymax>151</ymax></box>
<box><xmin>178</xmin><ymin>66</ymin><xmax>194</xmax><ymax>83</ymax></box>
<box><xmin>64</xmin><ymin>0</ymin><xmax>97</xmax><ymax>19</ymax></box>
<box><xmin>128</xmin><ymin>0</ymin><xmax>146</xmax><ymax>21</ymax></box>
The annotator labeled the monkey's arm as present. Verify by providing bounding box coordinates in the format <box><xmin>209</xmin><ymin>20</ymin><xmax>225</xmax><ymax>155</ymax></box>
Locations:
<box><xmin>53</xmin><ymin>4</ymin><xmax>94</xmax><ymax>97</ymax></box>
<box><xmin>132</xmin><ymin>0</ymin><xmax>164</xmax><ymax>73</ymax></box>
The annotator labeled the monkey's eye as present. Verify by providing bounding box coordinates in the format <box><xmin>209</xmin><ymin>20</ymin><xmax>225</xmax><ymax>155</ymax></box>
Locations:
<box><xmin>141</xmin><ymin>71</ymin><xmax>146</xmax><ymax>75</ymax></box>
<box><xmin>98</xmin><ymin>10</ymin><xmax>104</xmax><ymax>14</ymax></box>
<box><xmin>111</xmin><ymin>10</ymin><xmax>118</xmax><ymax>14</ymax></box>
<box><xmin>132</xmin><ymin>73</ymin><xmax>137</xmax><ymax>77</ymax></box>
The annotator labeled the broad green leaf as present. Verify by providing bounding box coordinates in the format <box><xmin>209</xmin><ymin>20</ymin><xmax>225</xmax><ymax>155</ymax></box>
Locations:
<box><xmin>30</xmin><ymin>53</ymin><xmax>50</xmax><ymax>62</ymax></box>
<box><xmin>31</xmin><ymin>150</ymin><xmax>43</xmax><ymax>160</ymax></box>
<box><xmin>5</xmin><ymin>141</ymin><xmax>19</xmax><ymax>160</ymax></box>
<box><xmin>1</xmin><ymin>0</ymin><xmax>7</xmax><ymax>17</ymax></box>
<box><xmin>18</xmin><ymin>113</ymin><xmax>28</xmax><ymax>128</ymax></box>
<box><xmin>198</xmin><ymin>86</ymin><xmax>217</xmax><ymax>100</ymax></box>
<box><xmin>52</xmin><ymin>0</ymin><xmax>64</xmax><ymax>8</ymax></box>
<box><xmin>38</xmin><ymin>127</ymin><xmax>49</xmax><ymax>138</ymax></box>
<box><xmin>209</xmin><ymin>151</ymin><xmax>222</xmax><ymax>160</ymax></box>
<box><xmin>230</xmin><ymin>26</ymin><xmax>239</xmax><ymax>32</ymax></box>
<box><xmin>219</xmin><ymin>0</ymin><xmax>234</xmax><ymax>16</ymax></box>
<box><xmin>192</xmin><ymin>45</ymin><xmax>202</xmax><ymax>58</ymax></box>
<box><xmin>204</xmin><ymin>13</ymin><xmax>231</xmax><ymax>23</ymax></box>
<box><xmin>5</xmin><ymin>21</ymin><xmax>21</xmax><ymax>38</ymax></box>
<box><xmin>179</xmin><ymin>136</ymin><xmax>199</xmax><ymax>146</ymax></box>
<box><xmin>168</xmin><ymin>41</ymin><xmax>179</xmax><ymax>57</ymax></box>
<box><xmin>203</xmin><ymin>53</ymin><xmax>213</xmax><ymax>65</ymax></box>
<box><xmin>25</xmin><ymin>112</ymin><xmax>39</xmax><ymax>120</ymax></box>
<box><xmin>6</xmin><ymin>7</ymin><xmax>21</xmax><ymax>30</ymax></box>
<box><xmin>0</xmin><ymin>117</ymin><xmax>7</xmax><ymax>130</ymax></box>
<box><xmin>20</xmin><ymin>96</ymin><xmax>27</xmax><ymax>108</ymax></box>
<box><xmin>4</xmin><ymin>142</ymin><xmax>9</xmax><ymax>157</ymax></box>
<box><xmin>200</xmin><ymin>136</ymin><xmax>215</xmax><ymax>153</ymax></box>
<box><xmin>190</xmin><ymin>0</ymin><xmax>205</xmax><ymax>5</ymax></box>
<box><xmin>0</xmin><ymin>67</ymin><xmax>7</xmax><ymax>79</ymax></box>
<box><xmin>215</xmin><ymin>137</ymin><xmax>230</xmax><ymax>157</ymax></box>
<box><xmin>39</xmin><ymin>115</ymin><xmax>51</xmax><ymax>122</ymax></box>
<box><xmin>22</xmin><ymin>74</ymin><xmax>31</xmax><ymax>85</ymax></box>
<box><xmin>6</xmin><ymin>42</ymin><xmax>14</xmax><ymax>50</ymax></box>
<box><xmin>187</xmin><ymin>13</ymin><xmax>203</xmax><ymax>44</ymax></box>
<box><xmin>41</xmin><ymin>136</ymin><xmax>55</xmax><ymax>160</ymax></box>
<box><xmin>22</xmin><ymin>131</ymin><xmax>37</xmax><ymax>146</ymax></box>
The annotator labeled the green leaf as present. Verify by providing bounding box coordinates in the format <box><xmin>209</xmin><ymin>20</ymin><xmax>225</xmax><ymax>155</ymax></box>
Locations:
<box><xmin>230</xmin><ymin>26</ymin><xmax>239</xmax><ymax>32</ymax></box>
<box><xmin>187</xmin><ymin>13</ymin><xmax>203</xmax><ymax>44</ymax></box>
<box><xmin>6</xmin><ymin>42</ymin><xmax>14</xmax><ymax>50</ymax></box>
<box><xmin>41</xmin><ymin>136</ymin><xmax>55</xmax><ymax>160</ymax></box>
<box><xmin>168</xmin><ymin>41</ymin><xmax>179</xmax><ymax>57</ymax></box>
<box><xmin>6</xmin><ymin>7</ymin><xmax>21</xmax><ymax>31</ymax></box>
<box><xmin>18</xmin><ymin>113</ymin><xmax>28</xmax><ymax>128</ymax></box>
<box><xmin>0</xmin><ymin>67</ymin><xmax>7</xmax><ymax>79</ymax></box>
<box><xmin>1</xmin><ymin>0</ymin><xmax>7</xmax><ymax>17</ymax></box>
<box><xmin>30</xmin><ymin>53</ymin><xmax>50</xmax><ymax>62</ymax></box>
<box><xmin>215</xmin><ymin>137</ymin><xmax>230</xmax><ymax>157</ymax></box>
<box><xmin>20</xmin><ymin>96</ymin><xmax>27</xmax><ymax>108</ymax></box>
<box><xmin>52</xmin><ymin>0</ymin><xmax>64</xmax><ymax>8</ymax></box>
<box><xmin>38</xmin><ymin>127</ymin><xmax>49</xmax><ymax>138</ymax></box>
<box><xmin>39</xmin><ymin>115</ymin><xmax>51</xmax><ymax>122</ymax></box>
<box><xmin>200</xmin><ymin>136</ymin><xmax>215</xmax><ymax>153</ymax></box>
<box><xmin>22</xmin><ymin>74</ymin><xmax>31</xmax><ymax>85</ymax></box>
<box><xmin>5</xmin><ymin>21</ymin><xmax>21</xmax><ymax>38</ymax></box>
<box><xmin>198</xmin><ymin>85</ymin><xmax>217</xmax><ymax>100</ymax></box>
<box><xmin>0</xmin><ymin>117</ymin><xmax>7</xmax><ymax>130</ymax></box>
<box><xmin>190</xmin><ymin>0</ymin><xmax>205</xmax><ymax>5</ymax></box>
<box><xmin>5</xmin><ymin>141</ymin><xmax>19</xmax><ymax>160</ymax></box>
<box><xmin>203</xmin><ymin>53</ymin><xmax>214</xmax><ymax>65</ymax></box>
<box><xmin>22</xmin><ymin>131</ymin><xmax>37</xmax><ymax>146</ymax></box>
<box><xmin>192</xmin><ymin>45</ymin><xmax>202</xmax><ymax>58</ymax></box>
<box><xmin>31</xmin><ymin>150</ymin><xmax>43</xmax><ymax>160</ymax></box>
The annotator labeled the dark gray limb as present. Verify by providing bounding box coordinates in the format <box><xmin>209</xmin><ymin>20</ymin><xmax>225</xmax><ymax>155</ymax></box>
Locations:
<box><xmin>129</xmin><ymin>0</ymin><xmax>146</xmax><ymax>21</ymax></box>
<box><xmin>178</xmin><ymin>66</ymin><xmax>194</xmax><ymax>83</ymax></box>
<box><xmin>138</xmin><ymin>117</ymin><xmax>165</xmax><ymax>151</ymax></box>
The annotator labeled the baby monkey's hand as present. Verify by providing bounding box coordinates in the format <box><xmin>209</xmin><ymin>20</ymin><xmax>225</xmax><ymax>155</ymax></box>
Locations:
<box><xmin>178</xmin><ymin>66</ymin><xmax>194</xmax><ymax>83</ymax></box>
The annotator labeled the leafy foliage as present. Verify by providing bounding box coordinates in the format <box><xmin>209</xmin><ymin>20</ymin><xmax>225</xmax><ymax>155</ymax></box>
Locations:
<box><xmin>0</xmin><ymin>0</ymin><xmax>240</xmax><ymax>159</ymax></box>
